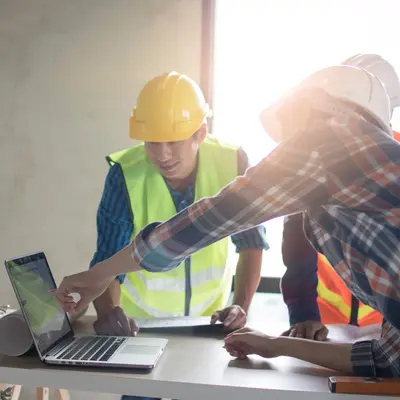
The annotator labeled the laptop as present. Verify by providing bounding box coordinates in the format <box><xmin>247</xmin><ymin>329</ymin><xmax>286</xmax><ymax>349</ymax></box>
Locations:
<box><xmin>4</xmin><ymin>251</ymin><xmax>168</xmax><ymax>369</ymax></box>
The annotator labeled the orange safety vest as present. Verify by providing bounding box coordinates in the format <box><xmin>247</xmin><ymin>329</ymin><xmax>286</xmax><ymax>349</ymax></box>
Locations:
<box><xmin>316</xmin><ymin>130</ymin><xmax>399</xmax><ymax>326</ymax></box>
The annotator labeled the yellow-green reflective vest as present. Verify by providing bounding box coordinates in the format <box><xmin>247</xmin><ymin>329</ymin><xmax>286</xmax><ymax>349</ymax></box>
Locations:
<box><xmin>108</xmin><ymin>136</ymin><xmax>238</xmax><ymax>317</ymax></box>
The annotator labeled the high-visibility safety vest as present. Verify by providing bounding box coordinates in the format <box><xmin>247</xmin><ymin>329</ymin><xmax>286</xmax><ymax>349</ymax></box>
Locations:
<box><xmin>108</xmin><ymin>136</ymin><xmax>238</xmax><ymax>318</ymax></box>
<box><xmin>316</xmin><ymin>254</ymin><xmax>382</xmax><ymax>326</ymax></box>
<box><xmin>316</xmin><ymin>130</ymin><xmax>400</xmax><ymax>326</ymax></box>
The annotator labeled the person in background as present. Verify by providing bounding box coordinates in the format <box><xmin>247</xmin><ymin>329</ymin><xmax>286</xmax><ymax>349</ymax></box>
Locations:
<box><xmin>53</xmin><ymin>63</ymin><xmax>400</xmax><ymax>378</ymax></box>
<box><xmin>89</xmin><ymin>72</ymin><xmax>268</xmax><ymax>400</ymax></box>
<box><xmin>280</xmin><ymin>54</ymin><xmax>400</xmax><ymax>341</ymax></box>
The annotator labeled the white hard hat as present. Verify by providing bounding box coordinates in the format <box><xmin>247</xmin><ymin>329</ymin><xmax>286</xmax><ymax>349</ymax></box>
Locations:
<box><xmin>342</xmin><ymin>54</ymin><xmax>400</xmax><ymax>111</ymax></box>
<box><xmin>260</xmin><ymin>65</ymin><xmax>391</xmax><ymax>143</ymax></box>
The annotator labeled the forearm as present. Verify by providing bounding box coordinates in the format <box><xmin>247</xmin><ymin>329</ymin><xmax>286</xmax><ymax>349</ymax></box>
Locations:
<box><xmin>281</xmin><ymin>214</ymin><xmax>320</xmax><ymax>324</ymax></box>
<box><xmin>99</xmin><ymin>243</ymin><xmax>142</xmax><ymax>277</ymax></box>
<box><xmin>93</xmin><ymin>278</ymin><xmax>122</xmax><ymax>317</ymax></box>
<box><xmin>277</xmin><ymin>336</ymin><xmax>353</xmax><ymax>373</ymax></box>
<box><xmin>233</xmin><ymin>249</ymin><xmax>262</xmax><ymax>312</ymax></box>
<box><xmin>281</xmin><ymin>259</ymin><xmax>320</xmax><ymax>325</ymax></box>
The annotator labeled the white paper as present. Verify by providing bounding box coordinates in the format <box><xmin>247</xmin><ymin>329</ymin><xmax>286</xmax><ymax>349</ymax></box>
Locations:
<box><xmin>136</xmin><ymin>316</ymin><xmax>221</xmax><ymax>329</ymax></box>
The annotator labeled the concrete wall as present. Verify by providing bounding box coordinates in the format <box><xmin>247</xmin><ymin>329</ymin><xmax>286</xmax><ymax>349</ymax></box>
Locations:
<box><xmin>0</xmin><ymin>0</ymin><xmax>203</xmax><ymax>308</ymax></box>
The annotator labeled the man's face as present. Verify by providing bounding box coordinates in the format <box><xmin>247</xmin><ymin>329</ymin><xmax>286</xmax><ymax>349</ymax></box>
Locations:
<box><xmin>145</xmin><ymin>133</ymin><xmax>202</xmax><ymax>181</ymax></box>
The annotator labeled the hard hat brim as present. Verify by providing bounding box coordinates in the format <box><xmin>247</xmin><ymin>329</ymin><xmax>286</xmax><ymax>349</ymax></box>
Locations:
<box><xmin>129</xmin><ymin>115</ymin><xmax>204</xmax><ymax>142</ymax></box>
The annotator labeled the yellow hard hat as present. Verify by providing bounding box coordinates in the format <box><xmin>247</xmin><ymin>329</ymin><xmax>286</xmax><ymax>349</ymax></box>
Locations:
<box><xmin>129</xmin><ymin>72</ymin><xmax>210</xmax><ymax>142</ymax></box>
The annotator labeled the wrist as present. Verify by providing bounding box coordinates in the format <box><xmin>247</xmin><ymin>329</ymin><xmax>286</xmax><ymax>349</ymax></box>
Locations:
<box><xmin>95</xmin><ymin>303</ymin><xmax>116</xmax><ymax>318</ymax></box>
<box><xmin>288</xmin><ymin>303</ymin><xmax>321</xmax><ymax>326</ymax></box>
<box><xmin>257</xmin><ymin>336</ymin><xmax>287</xmax><ymax>358</ymax></box>
<box><xmin>232</xmin><ymin>299</ymin><xmax>249</xmax><ymax>313</ymax></box>
<box><xmin>93</xmin><ymin>279</ymin><xmax>121</xmax><ymax>317</ymax></box>
<box><xmin>93</xmin><ymin>293</ymin><xmax>120</xmax><ymax>317</ymax></box>
<box><xmin>274</xmin><ymin>336</ymin><xmax>295</xmax><ymax>357</ymax></box>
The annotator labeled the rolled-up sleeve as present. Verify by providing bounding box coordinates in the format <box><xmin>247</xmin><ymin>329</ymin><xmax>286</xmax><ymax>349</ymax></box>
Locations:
<box><xmin>351</xmin><ymin>323</ymin><xmax>400</xmax><ymax>377</ymax></box>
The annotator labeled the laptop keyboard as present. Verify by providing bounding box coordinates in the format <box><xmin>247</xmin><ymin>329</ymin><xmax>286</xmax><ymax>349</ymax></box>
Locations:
<box><xmin>54</xmin><ymin>336</ymin><xmax>126</xmax><ymax>362</ymax></box>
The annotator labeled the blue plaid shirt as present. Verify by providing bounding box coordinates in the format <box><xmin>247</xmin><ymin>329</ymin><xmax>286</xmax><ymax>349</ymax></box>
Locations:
<box><xmin>90</xmin><ymin>149</ymin><xmax>268</xmax><ymax>283</ymax></box>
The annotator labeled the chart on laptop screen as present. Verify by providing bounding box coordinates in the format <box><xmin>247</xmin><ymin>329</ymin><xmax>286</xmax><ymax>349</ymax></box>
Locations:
<box><xmin>7</xmin><ymin>257</ymin><xmax>71</xmax><ymax>354</ymax></box>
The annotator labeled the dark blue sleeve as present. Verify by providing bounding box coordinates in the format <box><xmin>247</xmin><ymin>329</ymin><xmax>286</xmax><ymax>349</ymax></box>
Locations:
<box><xmin>89</xmin><ymin>163</ymin><xmax>133</xmax><ymax>284</ymax></box>
<box><xmin>231</xmin><ymin>148</ymin><xmax>269</xmax><ymax>252</ymax></box>
<box><xmin>280</xmin><ymin>213</ymin><xmax>321</xmax><ymax>325</ymax></box>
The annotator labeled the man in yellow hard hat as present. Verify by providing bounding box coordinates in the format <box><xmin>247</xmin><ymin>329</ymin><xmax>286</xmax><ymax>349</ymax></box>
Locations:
<box><xmin>89</xmin><ymin>72</ymin><xmax>268</xmax><ymax>346</ymax></box>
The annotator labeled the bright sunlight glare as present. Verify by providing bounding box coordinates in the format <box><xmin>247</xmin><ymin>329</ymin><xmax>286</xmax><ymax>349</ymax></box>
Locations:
<box><xmin>213</xmin><ymin>0</ymin><xmax>400</xmax><ymax>277</ymax></box>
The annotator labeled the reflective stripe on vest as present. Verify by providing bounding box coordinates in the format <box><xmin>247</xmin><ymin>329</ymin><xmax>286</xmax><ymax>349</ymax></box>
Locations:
<box><xmin>317</xmin><ymin>254</ymin><xmax>382</xmax><ymax>326</ymax></box>
<box><xmin>121</xmin><ymin>274</ymin><xmax>229</xmax><ymax>318</ymax></box>
<box><xmin>108</xmin><ymin>136</ymin><xmax>238</xmax><ymax>318</ymax></box>
<box><xmin>134</xmin><ymin>265</ymin><xmax>229</xmax><ymax>292</ymax></box>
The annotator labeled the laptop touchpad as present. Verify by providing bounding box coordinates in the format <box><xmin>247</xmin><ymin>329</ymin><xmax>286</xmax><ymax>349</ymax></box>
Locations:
<box><xmin>121</xmin><ymin>345</ymin><xmax>161</xmax><ymax>356</ymax></box>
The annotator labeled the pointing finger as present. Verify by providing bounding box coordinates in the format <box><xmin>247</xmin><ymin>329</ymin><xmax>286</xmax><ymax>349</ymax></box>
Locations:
<box><xmin>129</xmin><ymin>318</ymin><xmax>139</xmax><ymax>336</ymax></box>
<box><xmin>115</xmin><ymin>308</ymin><xmax>131</xmax><ymax>336</ymax></box>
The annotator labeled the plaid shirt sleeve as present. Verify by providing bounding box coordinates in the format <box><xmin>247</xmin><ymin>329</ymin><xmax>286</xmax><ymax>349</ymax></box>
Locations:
<box><xmin>351</xmin><ymin>323</ymin><xmax>400</xmax><ymax>377</ymax></box>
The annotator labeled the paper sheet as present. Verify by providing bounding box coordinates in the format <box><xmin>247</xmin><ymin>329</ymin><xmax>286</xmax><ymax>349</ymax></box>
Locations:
<box><xmin>136</xmin><ymin>316</ymin><xmax>221</xmax><ymax>329</ymax></box>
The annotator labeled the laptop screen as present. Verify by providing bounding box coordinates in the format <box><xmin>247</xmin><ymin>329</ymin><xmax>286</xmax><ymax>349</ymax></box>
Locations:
<box><xmin>6</xmin><ymin>252</ymin><xmax>73</xmax><ymax>357</ymax></box>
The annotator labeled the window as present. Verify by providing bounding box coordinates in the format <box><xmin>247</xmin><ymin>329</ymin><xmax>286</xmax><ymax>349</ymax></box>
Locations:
<box><xmin>212</xmin><ymin>0</ymin><xmax>400</xmax><ymax>277</ymax></box>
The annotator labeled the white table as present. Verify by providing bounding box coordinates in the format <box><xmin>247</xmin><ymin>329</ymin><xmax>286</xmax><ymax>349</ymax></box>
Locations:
<box><xmin>0</xmin><ymin>295</ymin><xmax>385</xmax><ymax>400</ymax></box>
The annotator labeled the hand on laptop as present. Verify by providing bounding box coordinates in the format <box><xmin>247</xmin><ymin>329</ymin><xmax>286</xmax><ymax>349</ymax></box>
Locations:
<box><xmin>51</xmin><ymin>262</ymin><xmax>115</xmax><ymax>313</ymax></box>
<box><xmin>94</xmin><ymin>306</ymin><xmax>139</xmax><ymax>336</ymax></box>
<box><xmin>210</xmin><ymin>305</ymin><xmax>247</xmax><ymax>331</ymax></box>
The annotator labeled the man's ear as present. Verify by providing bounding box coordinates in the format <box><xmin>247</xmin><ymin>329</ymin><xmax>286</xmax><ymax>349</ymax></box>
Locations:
<box><xmin>196</xmin><ymin>124</ymin><xmax>208</xmax><ymax>144</ymax></box>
